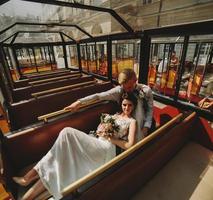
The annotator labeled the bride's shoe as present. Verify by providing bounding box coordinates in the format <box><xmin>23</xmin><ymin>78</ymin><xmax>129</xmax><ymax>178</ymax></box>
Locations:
<box><xmin>13</xmin><ymin>177</ymin><xmax>29</xmax><ymax>187</ymax></box>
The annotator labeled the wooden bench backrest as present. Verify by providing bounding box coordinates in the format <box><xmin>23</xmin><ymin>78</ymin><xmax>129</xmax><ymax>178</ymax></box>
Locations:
<box><xmin>8</xmin><ymin>82</ymin><xmax>113</xmax><ymax>130</ymax></box>
<box><xmin>11</xmin><ymin>75</ymin><xmax>92</xmax><ymax>102</ymax></box>
<box><xmin>23</xmin><ymin>69</ymin><xmax>71</xmax><ymax>79</ymax></box>
<box><xmin>29</xmin><ymin>73</ymin><xmax>81</xmax><ymax>85</ymax></box>
<box><xmin>13</xmin><ymin>70</ymin><xmax>76</xmax><ymax>88</ymax></box>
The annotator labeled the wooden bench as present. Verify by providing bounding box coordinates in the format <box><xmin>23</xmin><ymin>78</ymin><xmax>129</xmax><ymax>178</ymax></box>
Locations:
<box><xmin>11</xmin><ymin>74</ymin><xmax>92</xmax><ymax>102</ymax></box>
<box><xmin>7</xmin><ymin>82</ymin><xmax>113</xmax><ymax>131</ymax></box>
<box><xmin>28</xmin><ymin>73</ymin><xmax>81</xmax><ymax>85</ymax></box>
<box><xmin>0</xmin><ymin>101</ymin><xmax>119</xmax><ymax>199</ymax></box>
<box><xmin>22</xmin><ymin>69</ymin><xmax>71</xmax><ymax>79</ymax></box>
<box><xmin>61</xmin><ymin>112</ymin><xmax>202</xmax><ymax>200</ymax></box>
<box><xmin>13</xmin><ymin>70</ymin><xmax>77</xmax><ymax>88</ymax></box>
<box><xmin>3</xmin><ymin>100</ymin><xmax>211</xmax><ymax>200</ymax></box>
<box><xmin>1</xmin><ymin>103</ymin><xmax>198</xmax><ymax>200</ymax></box>
<box><xmin>31</xmin><ymin>80</ymin><xmax>97</xmax><ymax>98</ymax></box>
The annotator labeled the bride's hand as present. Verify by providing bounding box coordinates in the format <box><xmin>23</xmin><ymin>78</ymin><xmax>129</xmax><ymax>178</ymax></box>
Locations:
<box><xmin>96</xmin><ymin>131</ymin><xmax>107</xmax><ymax>137</ymax></box>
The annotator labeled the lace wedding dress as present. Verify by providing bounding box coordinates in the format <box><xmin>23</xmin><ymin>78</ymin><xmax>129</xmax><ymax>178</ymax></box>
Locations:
<box><xmin>34</xmin><ymin>114</ymin><xmax>134</xmax><ymax>199</ymax></box>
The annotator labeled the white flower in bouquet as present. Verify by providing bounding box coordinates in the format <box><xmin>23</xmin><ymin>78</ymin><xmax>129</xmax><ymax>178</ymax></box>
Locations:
<box><xmin>92</xmin><ymin>113</ymin><xmax>120</xmax><ymax>137</ymax></box>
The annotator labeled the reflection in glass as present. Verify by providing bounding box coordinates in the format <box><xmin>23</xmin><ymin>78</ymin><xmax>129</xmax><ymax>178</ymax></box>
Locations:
<box><xmin>148</xmin><ymin>37</ymin><xmax>184</xmax><ymax>97</ymax></box>
<box><xmin>15</xmin><ymin>46</ymin><xmax>61</xmax><ymax>75</ymax></box>
<box><xmin>112</xmin><ymin>39</ymin><xmax>140</xmax><ymax>80</ymax></box>
<box><xmin>80</xmin><ymin>42</ymin><xmax>108</xmax><ymax>77</ymax></box>
<box><xmin>3</xmin><ymin>47</ymin><xmax>19</xmax><ymax>81</ymax></box>
<box><xmin>67</xmin><ymin>45</ymin><xmax>79</xmax><ymax>69</ymax></box>
<box><xmin>178</xmin><ymin>35</ymin><xmax>213</xmax><ymax>107</ymax></box>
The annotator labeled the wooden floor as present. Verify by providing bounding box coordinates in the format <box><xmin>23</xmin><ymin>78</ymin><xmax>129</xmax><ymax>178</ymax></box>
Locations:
<box><xmin>131</xmin><ymin>142</ymin><xmax>213</xmax><ymax>200</ymax></box>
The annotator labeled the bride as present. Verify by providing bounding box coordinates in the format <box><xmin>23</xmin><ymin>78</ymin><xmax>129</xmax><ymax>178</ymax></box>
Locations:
<box><xmin>13</xmin><ymin>92</ymin><xmax>137</xmax><ymax>200</ymax></box>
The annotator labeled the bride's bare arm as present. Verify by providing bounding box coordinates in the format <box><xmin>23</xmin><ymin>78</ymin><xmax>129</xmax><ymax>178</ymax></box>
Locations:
<box><xmin>109</xmin><ymin>119</ymin><xmax>136</xmax><ymax>150</ymax></box>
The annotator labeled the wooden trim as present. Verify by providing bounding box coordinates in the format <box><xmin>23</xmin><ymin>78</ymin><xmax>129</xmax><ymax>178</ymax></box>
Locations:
<box><xmin>32</xmin><ymin>80</ymin><xmax>97</xmax><ymax>98</ymax></box>
<box><xmin>25</xmin><ymin>69</ymin><xmax>70</xmax><ymax>78</ymax></box>
<box><xmin>28</xmin><ymin>73</ymin><xmax>81</xmax><ymax>85</ymax></box>
<box><xmin>7</xmin><ymin>127</ymin><xmax>37</xmax><ymax>138</ymax></box>
<box><xmin>61</xmin><ymin>112</ymin><xmax>184</xmax><ymax>196</ymax></box>
<box><xmin>38</xmin><ymin>99</ymin><xmax>104</xmax><ymax>122</ymax></box>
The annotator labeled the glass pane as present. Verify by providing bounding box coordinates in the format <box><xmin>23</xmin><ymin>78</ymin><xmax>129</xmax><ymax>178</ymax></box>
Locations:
<box><xmin>96</xmin><ymin>41</ymin><xmax>108</xmax><ymax>76</ymax></box>
<box><xmin>16</xmin><ymin>48</ymin><xmax>37</xmax><ymax>74</ymax></box>
<box><xmin>66</xmin><ymin>45</ymin><xmax>79</xmax><ymax>69</ymax></box>
<box><xmin>54</xmin><ymin>46</ymin><xmax>66</xmax><ymax>69</ymax></box>
<box><xmin>57</xmin><ymin>0</ymin><xmax>109</xmax><ymax>7</ymax></box>
<box><xmin>0</xmin><ymin>0</ymin><xmax>126</xmax><ymax>41</ymax></box>
<box><xmin>80</xmin><ymin>41</ymin><xmax>108</xmax><ymax>76</ymax></box>
<box><xmin>0</xmin><ymin>1</ymin><xmax>17</xmax><ymax>31</ymax></box>
<box><xmin>80</xmin><ymin>44</ymin><xmax>88</xmax><ymax>72</ymax></box>
<box><xmin>2</xmin><ymin>35</ymin><xmax>14</xmax><ymax>44</ymax></box>
<box><xmin>15</xmin><ymin>46</ymin><xmax>62</xmax><ymax>75</ymax></box>
<box><xmin>15</xmin><ymin>32</ymin><xmax>62</xmax><ymax>43</ymax></box>
<box><xmin>1</xmin><ymin>0</ymin><xmax>213</xmax><ymax>38</ymax></box>
<box><xmin>149</xmin><ymin>36</ymin><xmax>184</xmax><ymax>98</ymax></box>
<box><xmin>62</xmin><ymin>26</ymin><xmax>89</xmax><ymax>41</ymax></box>
<box><xmin>86</xmin><ymin>43</ymin><xmax>97</xmax><ymax>73</ymax></box>
<box><xmin>112</xmin><ymin>39</ymin><xmax>140</xmax><ymax>80</ymax></box>
<box><xmin>178</xmin><ymin>34</ymin><xmax>213</xmax><ymax>107</ymax></box>
<box><xmin>36</xmin><ymin>46</ymin><xmax>57</xmax><ymax>72</ymax></box>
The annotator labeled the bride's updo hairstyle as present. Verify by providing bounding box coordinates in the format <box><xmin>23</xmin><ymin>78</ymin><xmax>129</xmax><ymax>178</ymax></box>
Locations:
<box><xmin>119</xmin><ymin>92</ymin><xmax>137</xmax><ymax>113</ymax></box>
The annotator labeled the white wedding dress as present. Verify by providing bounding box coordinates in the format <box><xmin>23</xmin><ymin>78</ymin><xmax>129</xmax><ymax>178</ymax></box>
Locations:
<box><xmin>34</xmin><ymin>114</ymin><xmax>134</xmax><ymax>199</ymax></box>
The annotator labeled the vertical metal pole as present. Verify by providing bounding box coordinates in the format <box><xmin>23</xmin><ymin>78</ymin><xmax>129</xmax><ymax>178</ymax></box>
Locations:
<box><xmin>47</xmin><ymin>45</ymin><xmax>53</xmax><ymax>69</ymax></box>
<box><xmin>52</xmin><ymin>46</ymin><xmax>56</xmax><ymax>64</ymax></box>
<box><xmin>77</xmin><ymin>43</ymin><xmax>82</xmax><ymax>72</ymax></box>
<box><xmin>1</xmin><ymin>46</ymin><xmax>14</xmax><ymax>87</ymax></box>
<box><xmin>63</xmin><ymin>45</ymin><xmax>68</xmax><ymax>69</ymax></box>
<box><xmin>85</xmin><ymin>43</ymin><xmax>89</xmax><ymax>72</ymax></box>
<box><xmin>107</xmin><ymin>38</ymin><xmax>112</xmax><ymax>81</ymax></box>
<box><xmin>94</xmin><ymin>41</ymin><xmax>98</xmax><ymax>72</ymax></box>
<box><xmin>26</xmin><ymin>48</ymin><xmax>33</xmax><ymax>68</ymax></box>
<box><xmin>32</xmin><ymin>47</ymin><xmax>39</xmax><ymax>72</ymax></box>
<box><xmin>44</xmin><ymin>46</ymin><xmax>47</xmax><ymax>62</ymax></box>
<box><xmin>139</xmin><ymin>33</ymin><xmax>150</xmax><ymax>84</ymax></box>
<box><xmin>174</xmin><ymin>35</ymin><xmax>189</xmax><ymax>101</ymax></box>
<box><xmin>12</xmin><ymin>47</ymin><xmax>22</xmax><ymax>77</ymax></box>
<box><xmin>60</xmin><ymin>32</ymin><xmax>68</xmax><ymax>69</ymax></box>
<box><xmin>0</xmin><ymin>47</ymin><xmax>13</xmax><ymax>103</ymax></box>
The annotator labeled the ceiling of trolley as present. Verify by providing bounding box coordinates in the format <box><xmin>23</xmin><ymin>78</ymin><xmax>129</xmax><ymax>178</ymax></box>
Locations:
<box><xmin>0</xmin><ymin>0</ymin><xmax>213</xmax><ymax>43</ymax></box>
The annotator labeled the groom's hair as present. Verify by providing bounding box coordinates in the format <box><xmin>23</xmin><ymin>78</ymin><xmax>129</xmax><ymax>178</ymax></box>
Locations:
<box><xmin>118</xmin><ymin>68</ymin><xmax>137</xmax><ymax>84</ymax></box>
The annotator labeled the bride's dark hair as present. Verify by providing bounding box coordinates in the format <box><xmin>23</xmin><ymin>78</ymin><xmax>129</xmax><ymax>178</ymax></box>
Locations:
<box><xmin>119</xmin><ymin>92</ymin><xmax>137</xmax><ymax>113</ymax></box>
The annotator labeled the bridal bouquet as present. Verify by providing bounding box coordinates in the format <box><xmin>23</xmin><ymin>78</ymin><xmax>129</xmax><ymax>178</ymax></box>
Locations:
<box><xmin>90</xmin><ymin>113</ymin><xmax>120</xmax><ymax>137</ymax></box>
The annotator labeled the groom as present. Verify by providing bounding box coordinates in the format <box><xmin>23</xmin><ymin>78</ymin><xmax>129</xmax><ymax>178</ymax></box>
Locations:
<box><xmin>64</xmin><ymin>68</ymin><xmax>153</xmax><ymax>142</ymax></box>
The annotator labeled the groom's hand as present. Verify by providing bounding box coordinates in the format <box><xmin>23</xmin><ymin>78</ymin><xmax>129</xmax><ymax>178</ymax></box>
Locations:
<box><xmin>142</xmin><ymin>127</ymin><xmax>149</xmax><ymax>137</ymax></box>
<box><xmin>64</xmin><ymin>100</ymin><xmax>81</xmax><ymax>112</ymax></box>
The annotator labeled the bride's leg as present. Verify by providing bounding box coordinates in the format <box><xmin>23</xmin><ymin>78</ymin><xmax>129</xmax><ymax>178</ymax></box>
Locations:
<box><xmin>22</xmin><ymin>179</ymin><xmax>46</xmax><ymax>200</ymax></box>
<box><xmin>13</xmin><ymin>168</ymin><xmax>39</xmax><ymax>187</ymax></box>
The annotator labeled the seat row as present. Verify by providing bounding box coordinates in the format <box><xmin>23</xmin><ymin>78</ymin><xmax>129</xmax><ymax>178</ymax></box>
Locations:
<box><xmin>8</xmin><ymin>81</ymin><xmax>113</xmax><ymax>131</ymax></box>
<box><xmin>13</xmin><ymin>69</ymin><xmax>73</xmax><ymax>88</ymax></box>
<box><xmin>1</xmin><ymin>100</ymin><xmax>212</xmax><ymax>200</ymax></box>
<box><xmin>11</xmin><ymin>74</ymin><xmax>93</xmax><ymax>102</ymax></box>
